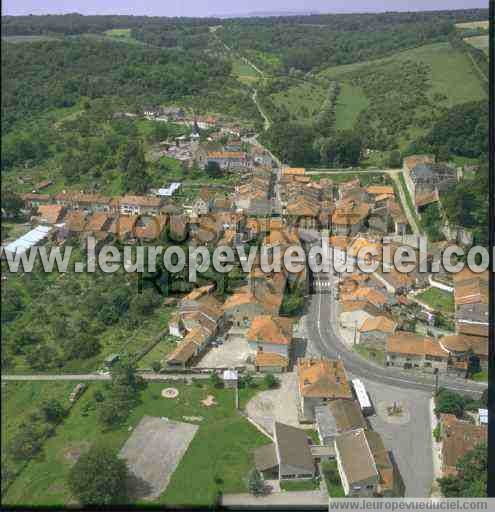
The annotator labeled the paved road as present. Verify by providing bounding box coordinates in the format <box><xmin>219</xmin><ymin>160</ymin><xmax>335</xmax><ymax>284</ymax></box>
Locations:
<box><xmin>251</xmin><ymin>88</ymin><xmax>271</xmax><ymax>131</ymax></box>
<box><xmin>387</xmin><ymin>170</ymin><xmax>421</xmax><ymax>235</ymax></box>
<box><xmin>1</xmin><ymin>373</ymin><xmax>210</xmax><ymax>382</ymax></box>
<box><xmin>305</xmin><ymin>264</ymin><xmax>485</xmax><ymax>397</ymax></box>
<box><xmin>222</xmin><ymin>490</ymin><xmax>328</xmax><ymax>508</ymax></box>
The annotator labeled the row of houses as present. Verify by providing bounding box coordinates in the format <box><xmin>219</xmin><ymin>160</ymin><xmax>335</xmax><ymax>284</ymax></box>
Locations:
<box><xmin>277</xmin><ymin>169</ymin><xmax>409</xmax><ymax>236</ymax></box>
<box><xmin>234</xmin><ymin>166</ymin><xmax>273</xmax><ymax>216</ymax></box>
<box><xmin>22</xmin><ymin>192</ymin><xmax>166</xmax><ymax>216</ymax></box>
<box><xmin>164</xmin><ymin>217</ymin><xmax>309</xmax><ymax>372</ymax></box>
<box><xmin>29</xmin><ymin>204</ymin><xmax>169</xmax><ymax>245</ymax></box>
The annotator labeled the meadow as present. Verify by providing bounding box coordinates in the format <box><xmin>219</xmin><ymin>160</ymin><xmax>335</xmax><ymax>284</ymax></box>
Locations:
<box><xmin>3</xmin><ymin>380</ymin><xmax>270</xmax><ymax>507</ymax></box>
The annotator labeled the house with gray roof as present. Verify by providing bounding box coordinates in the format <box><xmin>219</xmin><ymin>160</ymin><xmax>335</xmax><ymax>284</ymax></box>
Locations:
<box><xmin>334</xmin><ymin>429</ymin><xmax>379</xmax><ymax>497</ymax></box>
<box><xmin>315</xmin><ymin>399</ymin><xmax>367</xmax><ymax>445</ymax></box>
<box><xmin>253</xmin><ymin>421</ymin><xmax>315</xmax><ymax>481</ymax></box>
<box><xmin>403</xmin><ymin>158</ymin><xmax>457</xmax><ymax>212</ymax></box>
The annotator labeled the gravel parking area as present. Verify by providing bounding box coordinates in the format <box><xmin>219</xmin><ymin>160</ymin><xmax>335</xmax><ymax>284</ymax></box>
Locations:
<box><xmin>196</xmin><ymin>338</ymin><xmax>253</xmax><ymax>368</ymax></box>
<box><xmin>363</xmin><ymin>379</ymin><xmax>433</xmax><ymax>497</ymax></box>
<box><xmin>246</xmin><ymin>372</ymin><xmax>306</xmax><ymax>434</ymax></box>
<box><xmin>118</xmin><ymin>416</ymin><xmax>198</xmax><ymax>500</ymax></box>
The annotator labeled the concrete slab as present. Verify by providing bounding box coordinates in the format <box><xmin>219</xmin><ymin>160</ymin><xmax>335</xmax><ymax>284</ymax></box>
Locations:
<box><xmin>118</xmin><ymin>415</ymin><xmax>198</xmax><ymax>500</ymax></box>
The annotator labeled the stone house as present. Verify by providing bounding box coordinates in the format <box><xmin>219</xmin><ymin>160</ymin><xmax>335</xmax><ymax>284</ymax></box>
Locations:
<box><xmin>386</xmin><ymin>332</ymin><xmax>450</xmax><ymax>372</ymax></box>
<box><xmin>246</xmin><ymin>315</ymin><xmax>292</xmax><ymax>357</ymax></box>
<box><xmin>359</xmin><ymin>316</ymin><xmax>397</xmax><ymax>347</ymax></box>
<box><xmin>222</xmin><ymin>287</ymin><xmax>266</xmax><ymax>332</ymax></box>
<box><xmin>331</xmin><ymin>201</ymin><xmax>370</xmax><ymax>236</ymax></box>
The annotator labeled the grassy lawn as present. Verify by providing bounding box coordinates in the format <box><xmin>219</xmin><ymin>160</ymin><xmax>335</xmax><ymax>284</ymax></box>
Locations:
<box><xmin>272</xmin><ymin>81</ymin><xmax>327</xmax><ymax>125</ymax></box>
<box><xmin>137</xmin><ymin>334</ymin><xmax>178</xmax><ymax>370</ymax></box>
<box><xmin>2</xmin><ymin>381</ymin><xmax>76</xmax><ymax>453</ymax></box>
<box><xmin>2</xmin><ymin>381</ymin><xmax>77</xmax><ymax>496</ymax></box>
<box><xmin>334</xmin><ymin>82</ymin><xmax>369</xmax><ymax>130</ymax></box>
<box><xmin>232</xmin><ymin>59</ymin><xmax>260</xmax><ymax>83</ymax></box>
<box><xmin>355</xmin><ymin>345</ymin><xmax>386</xmax><ymax>367</ymax></box>
<box><xmin>322</xmin><ymin>460</ymin><xmax>345</xmax><ymax>498</ymax></box>
<box><xmin>3</xmin><ymin>381</ymin><xmax>270</xmax><ymax>507</ymax></box>
<box><xmin>306</xmin><ymin>429</ymin><xmax>321</xmax><ymax>444</ymax></box>
<box><xmin>471</xmin><ymin>371</ymin><xmax>488</xmax><ymax>382</ymax></box>
<box><xmin>416</xmin><ymin>288</ymin><xmax>454</xmax><ymax>313</ymax></box>
<box><xmin>280</xmin><ymin>479</ymin><xmax>320</xmax><ymax>492</ymax></box>
<box><xmin>102</xmin><ymin>28</ymin><xmax>144</xmax><ymax>46</ymax></box>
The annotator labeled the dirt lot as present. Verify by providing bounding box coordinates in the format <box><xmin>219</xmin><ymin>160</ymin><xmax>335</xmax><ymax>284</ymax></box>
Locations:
<box><xmin>246</xmin><ymin>372</ymin><xmax>309</xmax><ymax>434</ymax></box>
<box><xmin>118</xmin><ymin>416</ymin><xmax>198</xmax><ymax>500</ymax></box>
<box><xmin>196</xmin><ymin>338</ymin><xmax>254</xmax><ymax>368</ymax></box>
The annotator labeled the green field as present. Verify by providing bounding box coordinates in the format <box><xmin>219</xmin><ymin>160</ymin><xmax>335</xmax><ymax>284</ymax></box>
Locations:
<box><xmin>2</xmin><ymin>381</ymin><xmax>76</xmax><ymax>496</ymax></box>
<box><xmin>320</xmin><ymin>42</ymin><xmax>486</xmax><ymax>107</ymax></box>
<box><xmin>271</xmin><ymin>81</ymin><xmax>328</xmax><ymax>125</ymax></box>
<box><xmin>2</xmin><ymin>35</ymin><xmax>60</xmax><ymax>43</ymax></box>
<box><xmin>231</xmin><ymin>59</ymin><xmax>260</xmax><ymax>83</ymax></box>
<box><xmin>103</xmin><ymin>28</ymin><xmax>143</xmax><ymax>46</ymax></box>
<box><xmin>334</xmin><ymin>82</ymin><xmax>369</xmax><ymax>130</ymax></box>
<box><xmin>416</xmin><ymin>287</ymin><xmax>455</xmax><ymax>313</ymax></box>
<box><xmin>464</xmin><ymin>35</ymin><xmax>489</xmax><ymax>56</ymax></box>
<box><xmin>3</xmin><ymin>381</ymin><xmax>269</xmax><ymax>507</ymax></box>
<box><xmin>2</xmin><ymin>381</ymin><xmax>75</xmax><ymax>454</ymax></box>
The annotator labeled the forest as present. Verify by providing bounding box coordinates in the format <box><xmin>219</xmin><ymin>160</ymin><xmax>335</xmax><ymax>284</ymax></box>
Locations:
<box><xmin>1</xmin><ymin>39</ymin><xmax>237</xmax><ymax>134</ymax></box>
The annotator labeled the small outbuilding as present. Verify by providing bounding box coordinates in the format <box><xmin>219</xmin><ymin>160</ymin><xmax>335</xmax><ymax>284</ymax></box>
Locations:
<box><xmin>223</xmin><ymin>369</ymin><xmax>238</xmax><ymax>388</ymax></box>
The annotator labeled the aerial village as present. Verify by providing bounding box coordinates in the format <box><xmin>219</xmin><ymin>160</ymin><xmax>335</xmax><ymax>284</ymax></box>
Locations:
<box><xmin>2</xmin><ymin>106</ymin><xmax>488</xmax><ymax>503</ymax></box>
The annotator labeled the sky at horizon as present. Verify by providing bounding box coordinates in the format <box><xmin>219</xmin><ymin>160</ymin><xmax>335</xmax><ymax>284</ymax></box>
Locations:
<box><xmin>2</xmin><ymin>1</ymin><xmax>489</xmax><ymax>18</ymax></box>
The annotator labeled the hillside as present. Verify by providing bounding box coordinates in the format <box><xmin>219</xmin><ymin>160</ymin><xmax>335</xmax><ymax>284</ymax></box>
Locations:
<box><xmin>320</xmin><ymin>42</ymin><xmax>486</xmax><ymax>107</ymax></box>
<box><xmin>315</xmin><ymin>41</ymin><xmax>487</xmax><ymax>156</ymax></box>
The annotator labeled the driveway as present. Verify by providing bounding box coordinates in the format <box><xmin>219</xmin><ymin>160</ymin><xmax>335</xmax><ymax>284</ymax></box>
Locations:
<box><xmin>222</xmin><ymin>490</ymin><xmax>328</xmax><ymax>508</ymax></box>
<box><xmin>196</xmin><ymin>338</ymin><xmax>254</xmax><ymax>369</ymax></box>
<box><xmin>246</xmin><ymin>372</ymin><xmax>306</xmax><ymax>434</ymax></box>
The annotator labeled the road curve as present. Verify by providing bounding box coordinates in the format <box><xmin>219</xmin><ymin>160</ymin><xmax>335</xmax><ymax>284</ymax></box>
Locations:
<box><xmin>306</xmin><ymin>270</ymin><xmax>485</xmax><ymax>396</ymax></box>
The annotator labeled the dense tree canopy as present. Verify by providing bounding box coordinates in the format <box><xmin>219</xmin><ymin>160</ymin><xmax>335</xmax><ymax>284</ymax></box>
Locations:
<box><xmin>438</xmin><ymin>443</ymin><xmax>487</xmax><ymax>497</ymax></box>
<box><xmin>68</xmin><ymin>445</ymin><xmax>129</xmax><ymax>505</ymax></box>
